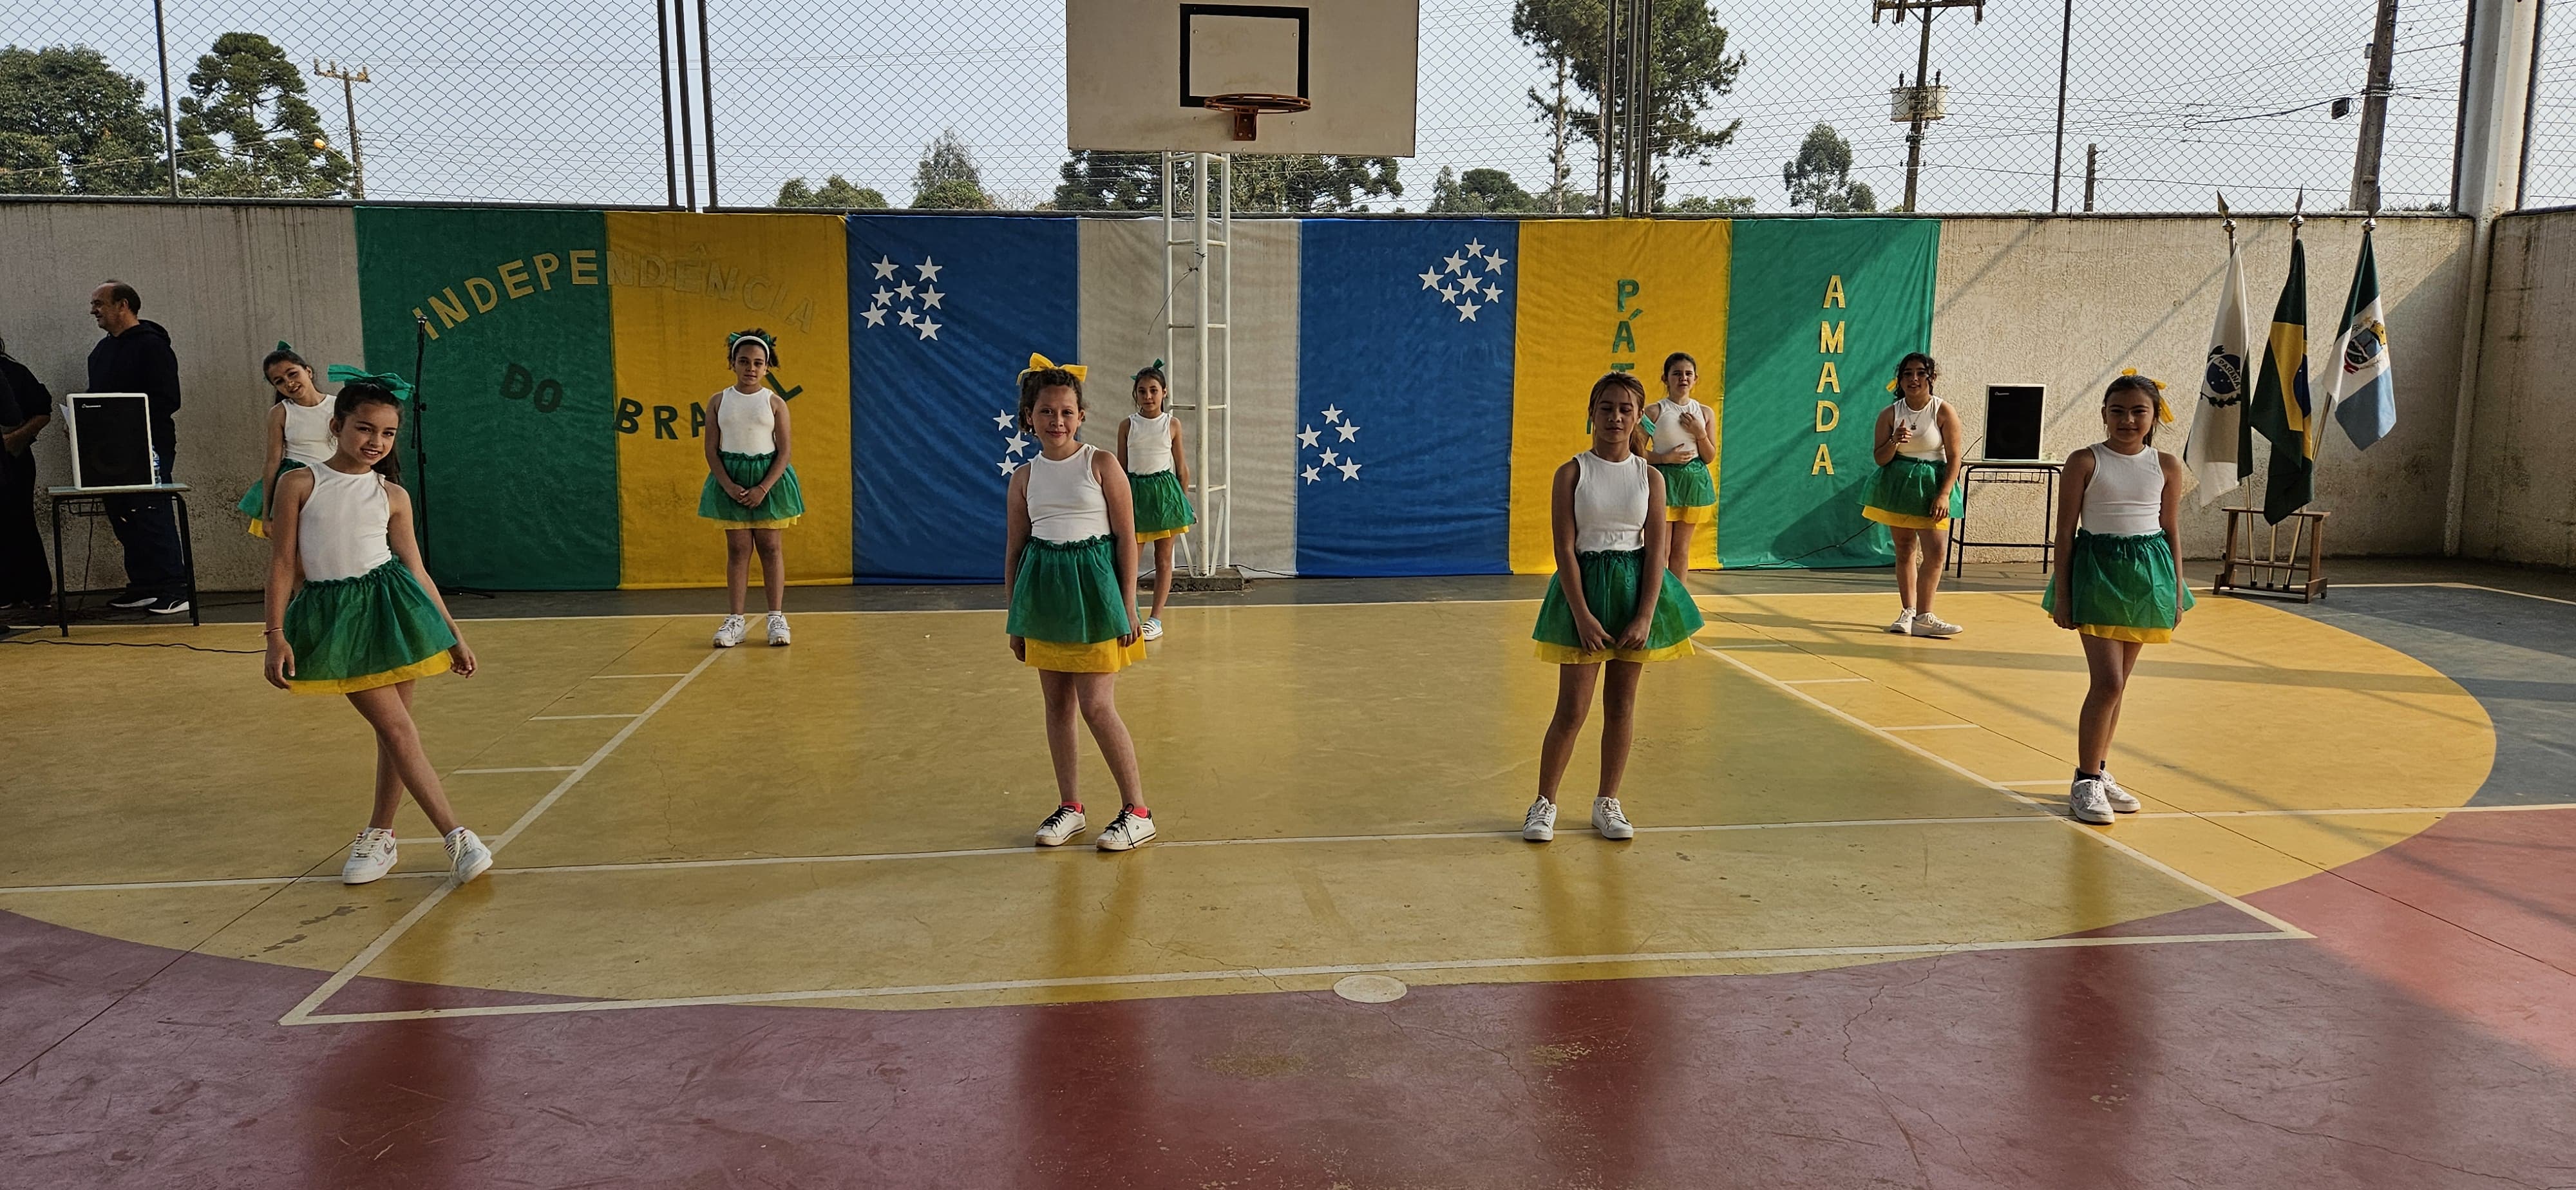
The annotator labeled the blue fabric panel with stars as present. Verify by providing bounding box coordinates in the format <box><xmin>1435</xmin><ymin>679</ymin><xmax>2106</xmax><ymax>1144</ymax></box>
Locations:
<box><xmin>849</xmin><ymin>215</ymin><xmax>1080</xmax><ymax>582</ymax></box>
<box><xmin>1295</xmin><ymin>219</ymin><xmax>1517</xmax><ymax>576</ymax></box>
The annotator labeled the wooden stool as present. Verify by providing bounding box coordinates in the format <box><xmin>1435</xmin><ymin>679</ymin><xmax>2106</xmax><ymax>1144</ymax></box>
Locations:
<box><xmin>2214</xmin><ymin>507</ymin><xmax>2328</xmax><ymax>602</ymax></box>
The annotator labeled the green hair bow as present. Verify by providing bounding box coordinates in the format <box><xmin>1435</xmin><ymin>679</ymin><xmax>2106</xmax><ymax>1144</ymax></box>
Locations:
<box><xmin>325</xmin><ymin>363</ymin><xmax>415</xmax><ymax>403</ymax></box>
<box><xmin>1132</xmin><ymin>358</ymin><xmax>1166</xmax><ymax>381</ymax></box>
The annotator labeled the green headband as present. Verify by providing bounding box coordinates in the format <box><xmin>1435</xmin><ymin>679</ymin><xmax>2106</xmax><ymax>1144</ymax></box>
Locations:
<box><xmin>325</xmin><ymin>363</ymin><xmax>415</xmax><ymax>403</ymax></box>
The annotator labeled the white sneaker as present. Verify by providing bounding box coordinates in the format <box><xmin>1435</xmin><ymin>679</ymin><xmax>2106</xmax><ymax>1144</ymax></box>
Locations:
<box><xmin>1140</xmin><ymin>617</ymin><xmax>1164</xmax><ymax>642</ymax></box>
<box><xmin>1886</xmin><ymin>609</ymin><xmax>1916</xmax><ymax>634</ymax></box>
<box><xmin>1521</xmin><ymin>797</ymin><xmax>1557</xmax><ymax>842</ymax></box>
<box><xmin>444</xmin><ymin>827</ymin><xmax>494</xmax><ymax>883</ymax></box>
<box><xmin>1591</xmin><ymin>797</ymin><xmax>1636</xmax><ymax>840</ymax></box>
<box><xmin>1909</xmin><ymin>612</ymin><xmax>1964</xmax><ymax>638</ymax></box>
<box><xmin>2070</xmin><ymin>779</ymin><xmax>2116</xmax><ymax>826</ymax></box>
<box><xmin>341</xmin><ymin>827</ymin><xmax>398</xmax><ymax>885</ymax></box>
<box><xmin>766</xmin><ymin>611</ymin><xmax>790</xmax><ymax>647</ymax></box>
<box><xmin>713</xmin><ymin>614</ymin><xmax>746</xmax><ymax>648</ymax></box>
<box><xmin>2101</xmin><ymin>769</ymin><xmax>2141</xmax><ymax>814</ymax></box>
<box><xmin>1095</xmin><ymin>808</ymin><xmax>1157</xmax><ymax>852</ymax></box>
<box><xmin>1034</xmin><ymin>804</ymin><xmax>1086</xmax><ymax>847</ymax></box>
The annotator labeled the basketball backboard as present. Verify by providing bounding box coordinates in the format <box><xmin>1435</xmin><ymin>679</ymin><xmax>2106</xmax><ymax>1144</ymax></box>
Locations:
<box><xmin>1066</xmin><ymin>0</ymin><xmax>1419</xmax><ymax>156</ymax></box>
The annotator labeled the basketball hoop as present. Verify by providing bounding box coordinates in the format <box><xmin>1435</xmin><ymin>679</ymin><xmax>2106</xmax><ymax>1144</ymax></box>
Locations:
<box><xmin>1202</xmin><ymin>91</ymin><xmax>1310</xmax><ymax>142</ymax></box>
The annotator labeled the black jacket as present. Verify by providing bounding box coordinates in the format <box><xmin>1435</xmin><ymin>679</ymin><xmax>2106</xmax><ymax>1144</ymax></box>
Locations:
<box><xmin>0</xmin><ymin>354</ymin><xmax>49</xmax><ymax>427</ymax></box>
<box><xmin>86</xmin><ymin>319</ymin><xmax>181</xmax><ymax>454</ymax></box>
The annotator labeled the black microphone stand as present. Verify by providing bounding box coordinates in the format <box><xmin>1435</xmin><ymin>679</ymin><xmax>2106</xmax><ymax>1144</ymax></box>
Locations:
<box><xmin>411</xmin><ymin>312</ymin><xmax>491</xmax><ymax>599</ymax></box>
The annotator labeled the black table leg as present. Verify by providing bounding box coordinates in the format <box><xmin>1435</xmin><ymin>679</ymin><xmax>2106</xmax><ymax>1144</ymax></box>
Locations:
<box><xmin>176</xmin><ymin>495</ymin><xmax>199</xmax><ymax>627</ymax></box>
<box><xmin>52</xmin><ymin>495</ymin><xmax>67</xmax><ymax>637</ymax></box>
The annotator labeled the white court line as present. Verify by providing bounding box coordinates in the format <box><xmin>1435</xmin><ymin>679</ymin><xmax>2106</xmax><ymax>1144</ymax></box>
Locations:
<box><xmin>531</xmin><ymin>713</ymin><xmax>641</xmax><ymax>721</ymax></box>
<box><xmin>288</xmin><ymin>929</ymin><xmax>2297</xmax><ymax>1025</ymax></box>
<box><xmin>1877</xmin><ymin>723</ymin><xmax>1982</xmax><ymax>732</ymax></box>
<box><xmin>454</xmin><ymin>766</ymin><xmax>580</xmax><ymax>775</ymax></box>
<box><xmin>1783</xmin><ymin>677</ymin><xmax>1871</xmax><ymax>685</ymax></box>
<box><xmin>1692</xmin><ymin>639</ymin><xmax>2315</xmax><ymax>939</ymax></box>
<box><xmin>277</xmin><ymin>645</ymin><xmax>724</xmax><ymax>1026</ymax></box>
<box><xmin>0</xmin><ymin>872</ymin><xmax>446</xmax><ymax>895</ymax></box>
<box><xmin>589</xmin><ymin>672</ymin><xmax>690</xmax><ymax>679</ymax></box>
<box><xmin>2137</xmin><ymin>802</ymin><xmax>2576</xmax><ymax>820</ymax></box>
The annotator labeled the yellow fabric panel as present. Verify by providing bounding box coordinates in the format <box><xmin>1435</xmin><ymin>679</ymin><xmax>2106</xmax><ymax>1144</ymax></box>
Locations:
<box><xmin>607</xmin><ymin>212</ymin><xmax>853</xmax><ymax>587</ymax></box>
<box><xmin>1023</xmin><ymin>635</ymin><xmax>1148</xmax><ymax>673</ymax></box>
<box><xmin>1508</xmin><ymin>220</ymin><xmax>1732</xmax><ymax>574</ymax></box>
<box><xmin>287</xmin><ymin>650</ymin><xmax>452</xmax><ymax>696</ymax></box>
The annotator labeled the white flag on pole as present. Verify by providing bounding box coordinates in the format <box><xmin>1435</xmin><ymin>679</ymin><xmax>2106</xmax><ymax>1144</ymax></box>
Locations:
<box><xmin>2330</xmin><ymin>227</ymin><xmax>2396</xmax><ymax>450</ymax></box>
<box><xmin>2183</xmin><ymin>228</ymin><xmax>2255</xmax><ymax>505</ymax></box>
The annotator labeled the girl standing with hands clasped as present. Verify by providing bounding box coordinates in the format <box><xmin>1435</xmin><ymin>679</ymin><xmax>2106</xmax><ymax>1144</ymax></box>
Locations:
<box><xmin>1862</xmin><ymin>352</ymin><xmax>1966</xmax><ymax>637</ymax></box>
<box><xmin>235</xmin><ymin>343</ymin><xmax>337</xmax><ymax>538</ymax></box>
<box><xmin>1117</xmin><ymin>359</ymin><xmax>1193</xmax><ymax>641</ymax></box>
<box><xmin>261</xmin><ymin>370</ymin><xmax>490</xmax><ymax>887</ymax></box>
<box><xmin>1006</xmin><ymin>357</ymin><xmax>1157</xmax><ymax>853</ymax></box>
<box><xmin>1522</xmin><ymin>372</ymin><xmax>1707</xmax><ymax>844</ymax></box>
<box><xmin>2044</xmin><ymin>372</ymin><xmax>2193</xmax><ymax>826</ymax></box>
<box><xmin>1642</xmin><ymin>352</ymin><xmax>1717</xmax><ymax>574</ymax></box>
<box><xmin>699</xmin><ymin>330</ymin><xmax>804</xmax><ymax>648</ymax></box>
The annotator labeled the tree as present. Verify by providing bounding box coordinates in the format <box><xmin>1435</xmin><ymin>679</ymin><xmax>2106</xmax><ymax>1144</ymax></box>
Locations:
<box><xmin>1782</xmin><ymin>124</ymin><xmax>1878</xmax><ymax>213</ymax></box>
<box><xmin>1229</xmin><ymin>155</ymin><xmax>1401</xmax><ymax>213</ymax></box>
<box><xmin>1054</xmin><ymin>149</ymin><xmax>1161</xmax><ymax>211</ymax></box>
<box><xmin>910</xmin><ymin>127</ymin><xmax>992</xmax><ymax>208</ymax></box>
<box><xmin>1511</xmin><ymin>0</ymin><xmax>1745</xmax><ymax>205</ymax></box>
<box><xmin>0</xmin><ymin>46</ymin><xmax>167</xmax><ymax>195</ymax></box>
<box><xmin>1663</xmin><ymin>194</ymin><xmax>1754</xmax><ymax>213</ymax></box>
<box><xmin>1429</xmin><ymin>166</ymin><xmax>1544</xmax><ymax>214</ymax></box>
<box><xmin>175</xmin><ymin>33</ymin><xmax>350</xmax><ymax>197</ymax></box>
<box><xmin>775</xmin><ymin>175</ymin><xmax>886</xmax><ymax>209</ymax></box>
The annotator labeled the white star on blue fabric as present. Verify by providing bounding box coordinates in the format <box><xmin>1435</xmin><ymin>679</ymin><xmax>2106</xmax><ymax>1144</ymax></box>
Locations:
<box><xmin>1482</xmin><ymin>252</ymin><xmax>1509</xmax><ymax>273</ymax></box>
<box><xmin>1336</xmin><ymin>421</ymin><xmax>1361</xmax><ymax>442</ymax></box>
<box><xmin>1297</xmin><ymin>425</ymin><xmax>1322</xmax><ymax>448</ymax></box>
<box><xmin>1418</xmin><ymin>268</ymin><xmax>1442</xmax><ymax>290</ymax></box>
<box><xmin>1007</xmin><ymin>435</ymin><xmax>1030</xmax><ymax>456</ymax></box>
<box><xmin>1322</xmin><ymin>405</ymin><xmax>1343</xmax><ymax>422</ymax></box>
<box><xmin>1302</xmin><ymin>465</ymin><xmax>1321</xmax><ymax>484</ymax></box>
<box><xmin>997</xmin><ymin>457</ymin><xmax>1021</xmax><ymax>475</ymax></box>
<box><xmin>1443</xmin><ymin>253</ymin><xmax>1466</xmax><ymax>274</ymax></box>
<box><xmin>896</xmin><ymin>281</ymin><xmax>916</xmax><ymax>301</ymax></box>
<box><xmin>1320</xmin><ymin>448</ymin><xmax>1340</xmax><ymax>467</ymax></box>
<box><xmin>898</xmin><ymin>308</ymin><xmax>919</xmax><ymax>327</ymax></box>
<box><xmin>1464</xmin><ymin>238</ymin><xmax>1484</xmax><ymax>257</ymax></box>
<box><xmin>915</xmin><ymin>258</ymin><xmax>942</xmax><ymax>282</ymax></box>
<box><xmin>920</xmin><ymin>287</ymin><xmax>943</xmax><ymax>309</ymax></box>
<box><xmin>860</xmin><ymin>307</ymin><xmax>886</xmax><ymax>327</ymax></box>
<box><xmin>1437</xmin><ymin>284</ymin><xmax>1458</xmax><ymax>302</ymax></box>
<box><xmin>995</xmin><ymin>411</ymin><xmax>1018</xmax><ymax>431</ymax></box>
<box><xmin>871</xmin><ymin>287</ymin><xmax>894</xmax><ymax>308</ymax></box>
<box><xmin>871</xmin><ymin>256</ymin><xmax>899</xmax><ymax>279</ymax></box>
<box><xmin>916</xmin><ymin>318</ymin><xmax>941</xmax><ymax>341</ymax></box>
<box><xmin>1338</xmin><ymin>460</ymin><xmax>1362</xmax><ymax>480</ymax></box>
<box><xmin>1457</xmin><ymin>299</ymin><xmax>1481</xmax><ymax>322</ymax></box>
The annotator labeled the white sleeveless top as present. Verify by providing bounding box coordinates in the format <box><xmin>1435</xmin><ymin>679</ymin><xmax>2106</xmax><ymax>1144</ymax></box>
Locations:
<box><xmin>1572</xmin><ymin>449</ymin><xmax>1650</xmax><ymax>553</ymax></box>
<box><xmin>2081</xmin><ymin>443</ymin><xmax>2166</xmax><ymax>536</ymax></box>
<box><xmin>1646</xmin><ymin>397</ymin><xmax>1710</xmax><ymax>463</ymax></box>
<box><xmin>1026</xmin><ymin>444</ymin><xmax>1111</xmax><ymax>543</ymax></box>
<box><xmin>711</xmin><ymin>388</ymin><xmax>777</xmax><ymax>455</ymax></box>
<box><xmin>280</xmin><ymin>398</ymin><xmax>337</xmax><ymax>468</ymax></box>
<box><xmin>298</xmin><ymin>465</ymin><xmax>394</xmax><ymax>581</ymax></box>
<box><xmin>1124</xmin><ymin>412</ymin><xmax>1175</xmax><ymax>475</ymax></box>
<box><xmin>1889</xmin><ymin>395</ymin><xmax>1946</xmax><ymax>460</ymax></box>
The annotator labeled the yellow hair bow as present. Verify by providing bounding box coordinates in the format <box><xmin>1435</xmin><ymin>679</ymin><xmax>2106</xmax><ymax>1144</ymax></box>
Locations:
<box><xmin>1021</xmin><ymin>352</ymin><xmax>1088</xmax><ymax>382</ymax></box>
<box><xmin>2121</xmin><ymin>368</ymin><xmax>2176</xmax><ymax>425</ymax></box>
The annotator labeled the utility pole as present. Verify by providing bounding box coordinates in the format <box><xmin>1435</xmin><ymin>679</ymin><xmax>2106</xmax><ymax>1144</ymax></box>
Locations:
<box><xmin>1874</xmin><ymin>0</ymin><xmax>1984</xmax><ymax>214</ymax></box>
<box><xmin>2083</xmin><ymin>142</ymin><xmax>2098</xmax><ymax>211</ymax></box>
<box><xmin>2349</xmin><ymin>0</ymin><xmax>2400</xmax><ymax>211</ymax></box>
<box><xmin>1625</xmin><ymin>0</ymin><xmax>1651</xmax><ymax>214</ymax></box>
<box><xmin>313</xmin><ymin>61</ymin><xmax>372</xmax><ymax>200</ymax></box>
<box><xmin>1597</xmin><ymin>0</ymin><xmax>1617</xmax><ymax>214</ymax></box>
<box><xmin>2050</xmin><ymin>0</ymin><xmax>2072</xmax><ymax>212</ymax></box>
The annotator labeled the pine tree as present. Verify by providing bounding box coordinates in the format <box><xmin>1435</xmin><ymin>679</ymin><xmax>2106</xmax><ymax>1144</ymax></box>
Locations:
<box><xmin>0</xmin><ymin>46</ymin><xmax>167</xmax><ymax>194</ymax></box>
<box><xmin>175</xmin><ymin>33</ymin><xmax>350</xmax><ymax>197</ymax></box>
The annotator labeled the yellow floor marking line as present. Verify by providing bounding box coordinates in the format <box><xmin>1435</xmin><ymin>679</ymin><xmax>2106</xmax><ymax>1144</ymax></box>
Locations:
<box><xmin>1783</xmin><ymin>677</ymin><xmax>1872</xmax><ymax>685</ymax></box>
<box><xmin>530</xmin><ymin>713</ymin><xmax>642</xmax><ymax>721</ymax></box>
<box><xmin>1876</xmin><ymin>723</ymin><xmax>1983</xmax><ymax>732</ymax></box>
<box><xmin>276</xmin><ymin>641</ymin><xmax>724</xmax><ymax>1026</ymax></box>
<box><xmin>1690</xmin><ymin>638</ymin><xmax>2316</xmax><ymax>940</ymax></box>
<box><xmin>288</xmin><ymin>930</ymin><xmax>2295</xmax><ymax>1026</ymax></box>
<box><xmin>455</xmin><ymin>766</ymin><xmax>580</xmax><ymax>775</ymax></box>
<box><xmin>588</xmin><ymin>672</ymin><xmax>692</xmax><ymax>679</ymax></box>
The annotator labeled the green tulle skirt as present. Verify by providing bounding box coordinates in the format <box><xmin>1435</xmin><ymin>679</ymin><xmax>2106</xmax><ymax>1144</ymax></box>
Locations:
<box><xmin>1531</xmin><ymin>549</ymin><xmax>1707</xmax><ymax>664</ymax></box>
<box><xmin>698</xmin><ymin>451</ymin><xmax>806</xmax><ymax>527</ymax></box>
<box><xmin>235</xmin><ymin>458</ymin><xmax>308</xmax><ymax>538</ymax></box>
<box><xmin>1861</xmin><ymin>455</ymin><xmax>1962</xmax><ymax>529</ymax></box>
<box><xmin>283</xmin><ymin>558</ymin><xmax>458</xmax><ymax>695</ymax></box>
<box><xmin>2042</xmin><ymin>529</ymin><xmax>2196</xmax><ymax>643</ymax></box>
<box><xmin>1009</xmin><ymin>534</ymin><xmax>1145</xmax><ymax>672</ymax></box>
<box><xmin>1129</xmin><ymin>469</ymin><xmax>1196</xmax><ymax>538</ymax></box>
<box><xmin>1654</xmin><ymin>459</ymin><xmax>1714</xmax><ymax>509</ymax></box>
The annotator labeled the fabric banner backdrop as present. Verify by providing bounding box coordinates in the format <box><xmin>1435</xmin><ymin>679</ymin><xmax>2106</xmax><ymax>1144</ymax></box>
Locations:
<box><xmin>606</xmin><ymin>212</ymin><xmax>854</xmax><ymax>587</ymax></box>
<box><xmin>1716</xmin><ymin>220</ymin><xmax>1940</xmax><ymax>569</ymax></box>
<box><xmin>849</xmin><ymin>215</ymin><xmax>1079</xmax><ymax>582</ymax></box>
<box><xmin>354</xmin><ymin>207</ymin><xmax>620</xmax><ymax>589</ymax></box>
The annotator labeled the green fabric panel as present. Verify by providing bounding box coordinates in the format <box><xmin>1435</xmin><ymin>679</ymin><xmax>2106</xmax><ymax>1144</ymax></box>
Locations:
<box><xmin>355</xmin><ymin>207</ymin><xmax>617</xmax><ymax>589</ymax></box>
<box><xmin>1717</xmin><ymin>220</ymin><xmax>1941</xmax><ymax>569</ymax></box>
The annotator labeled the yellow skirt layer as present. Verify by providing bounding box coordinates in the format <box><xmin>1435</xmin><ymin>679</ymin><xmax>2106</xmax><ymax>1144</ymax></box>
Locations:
<box><xmin>1664</xmin><ymin>503</ymin><xmax>1715</xmax><ymax>524</ymax></box>
<box><xmin>1862</xmin><ymin>505</ymin><xmax>1949</xmax><ymax>531</ymax></box>
<box><xmin>1533</xmin><ymin>638</ymin><xmax>1698</xmax><ymax>666</ymax></box>
<box><xmin>715</xmin><ymin>516</ymin><xmax>800</xmax><ymax>531</ymax></box>
<box><xmin>2078</xmin><ymin>623</ymin><xmax>2175</xmax><ymax>645</ymax></box>
<box><xmin>289</xmin><ymin>650</ymin><xmax>453</xmax><ymax>696</ymax></box>
<box><xmin>1025</xmin><ymin>636</ymin><xmax>1148</xmax><ymax>674</ymax></box>
<box><xmin>1137</xmin><ymin>525</ymin><xmax>1188</xmax><ymax>543</ymax></box>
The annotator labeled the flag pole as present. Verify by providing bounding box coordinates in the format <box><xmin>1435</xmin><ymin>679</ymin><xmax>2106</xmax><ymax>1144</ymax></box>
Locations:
<box><xmin>2217</xmin><ymin>190</ymin><xmax>2251</xmax><ymax>518</ymax></box>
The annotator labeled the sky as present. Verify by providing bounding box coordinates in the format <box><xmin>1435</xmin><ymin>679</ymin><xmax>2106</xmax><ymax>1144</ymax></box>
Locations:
<box><xmin>10</xmin><ymin>0</ymin><xmax>2570</xmax><ymax>211</ymax></box>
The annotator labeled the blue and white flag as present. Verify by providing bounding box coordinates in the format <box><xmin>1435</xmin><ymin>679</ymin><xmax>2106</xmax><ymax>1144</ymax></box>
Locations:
<box><xmin>2329</xmin><ymin>227</ymin><xmax>2395</xmax><ymax>451</ymax></box>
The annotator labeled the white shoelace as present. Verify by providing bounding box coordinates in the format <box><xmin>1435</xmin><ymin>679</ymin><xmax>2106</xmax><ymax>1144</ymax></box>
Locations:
<box><xmin>1596</xmin><ymin>800</ymin><xmax>1629</xmax><ymax>827</ymax></box>
<box><xmin>1524</xmin><ymin>802</ymin><xmax>1554</xmax><ymax>828</ymax></box>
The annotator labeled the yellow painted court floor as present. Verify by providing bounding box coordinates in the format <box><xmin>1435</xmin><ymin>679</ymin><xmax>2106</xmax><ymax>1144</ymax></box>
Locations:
<box><xmin>0</xmin><ymin>590</ymin><xmax>2497</xmax><ymax>1022</ymax></box>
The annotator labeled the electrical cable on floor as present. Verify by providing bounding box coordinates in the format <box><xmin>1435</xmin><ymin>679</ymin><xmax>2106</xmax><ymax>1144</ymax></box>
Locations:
<box><xmin>0</xmin><ymin>637</ymin><xmax>261</xmax><ymax>654</ymax></box>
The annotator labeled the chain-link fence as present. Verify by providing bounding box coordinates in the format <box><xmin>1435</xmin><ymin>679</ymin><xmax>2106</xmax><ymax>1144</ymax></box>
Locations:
<box><xmin>0</xmin><ymin>0</ymin><xmax>2503</xmax><ymax>213</ymax></box>
<box><xmin>2528</xmin><ymin>0</ymin><xmax>2575</xmax><ymax>207</ymax></box>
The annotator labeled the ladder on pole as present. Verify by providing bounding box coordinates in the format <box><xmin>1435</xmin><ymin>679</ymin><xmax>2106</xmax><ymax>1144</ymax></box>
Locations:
<box><xmin>1161</xmin><ymin>151</ymin><xmax>1233</xmax><ymax>577</ymax></box>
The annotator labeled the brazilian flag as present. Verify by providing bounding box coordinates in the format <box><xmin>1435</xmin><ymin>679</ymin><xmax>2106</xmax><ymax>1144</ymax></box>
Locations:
<box><xmin>2244</xmin><ymin>237</ymin><xmax>2313</xmax><ymax>523</ymax></box>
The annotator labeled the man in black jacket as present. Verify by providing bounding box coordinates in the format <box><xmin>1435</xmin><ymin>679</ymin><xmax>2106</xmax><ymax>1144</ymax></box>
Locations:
<box><xmin>87</xmin><ymin>280</ymin><xmax>189</xmax><ymax>614</ymax></box>
<box><xmin>0</xmin><ymin>334</ymin><xmax>53</xmax><ymax>610</ymax></box>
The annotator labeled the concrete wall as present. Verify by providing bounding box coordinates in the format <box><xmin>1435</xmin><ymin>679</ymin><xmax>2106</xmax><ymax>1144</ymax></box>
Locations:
<box><xmin>0</xmin><ymin>203</ymin><xmax>365</xmax><ymax>594</ymax></box>
<box><xmin>2460</xmin><ymin>209</ymin><xmax>2576</xmax><ymax>568</ymax></box>
<box><xmin>1929</xmin><ymin>214</ymin><xmax>2474</xmax><ymax>561</ymax></box>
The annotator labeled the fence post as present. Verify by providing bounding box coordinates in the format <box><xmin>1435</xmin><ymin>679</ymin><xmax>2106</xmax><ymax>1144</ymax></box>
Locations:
<box><xmin>2441</xmin><ymin>0</ymin><xmax>2543</xmax><ymax>553</ymax></box>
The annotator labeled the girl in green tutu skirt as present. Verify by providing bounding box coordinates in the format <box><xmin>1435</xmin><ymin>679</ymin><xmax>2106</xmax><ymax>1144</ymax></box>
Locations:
<box><xmin>235</xmin><ymin>343</ymin><xmax>336</xmax><ymax>538</ymax></box>
<box><xmin>1862</xmin><ymin>352</ymin><xmax>1966</xmax><ymax>637</ymax></box>
<box><xmin>261</xmin><ymin>375</ymin><xmax>491</xmax><ymax>889</ymax></box>
<box><xmin>1008</xmin><ymin>359</ymin><xmax>1157</xmax><ymax>853</ymax></box>
<box><xmin>700</xmin><ymin>330</ymin><xmax>804</xmax><ymax>648</ymax></box>
<box><xmin>2045</xmin><ymin>371</ymin><xmax>2194</xmax><ymax>827</ymax></box>
<box><xmin>1116</xmin><ymin>359</ymin><xmax>1193</xmax><ymax>643</ymax></box>
<box><xmin>1642</xmin><ymin>351</ymin><xmax>1717</xmax><ymax>574</ymax></box>
<box><xmin>1522</xmin><ymin>372</ymin><xmax>1707</xmax><ymax>845</ymax></box>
